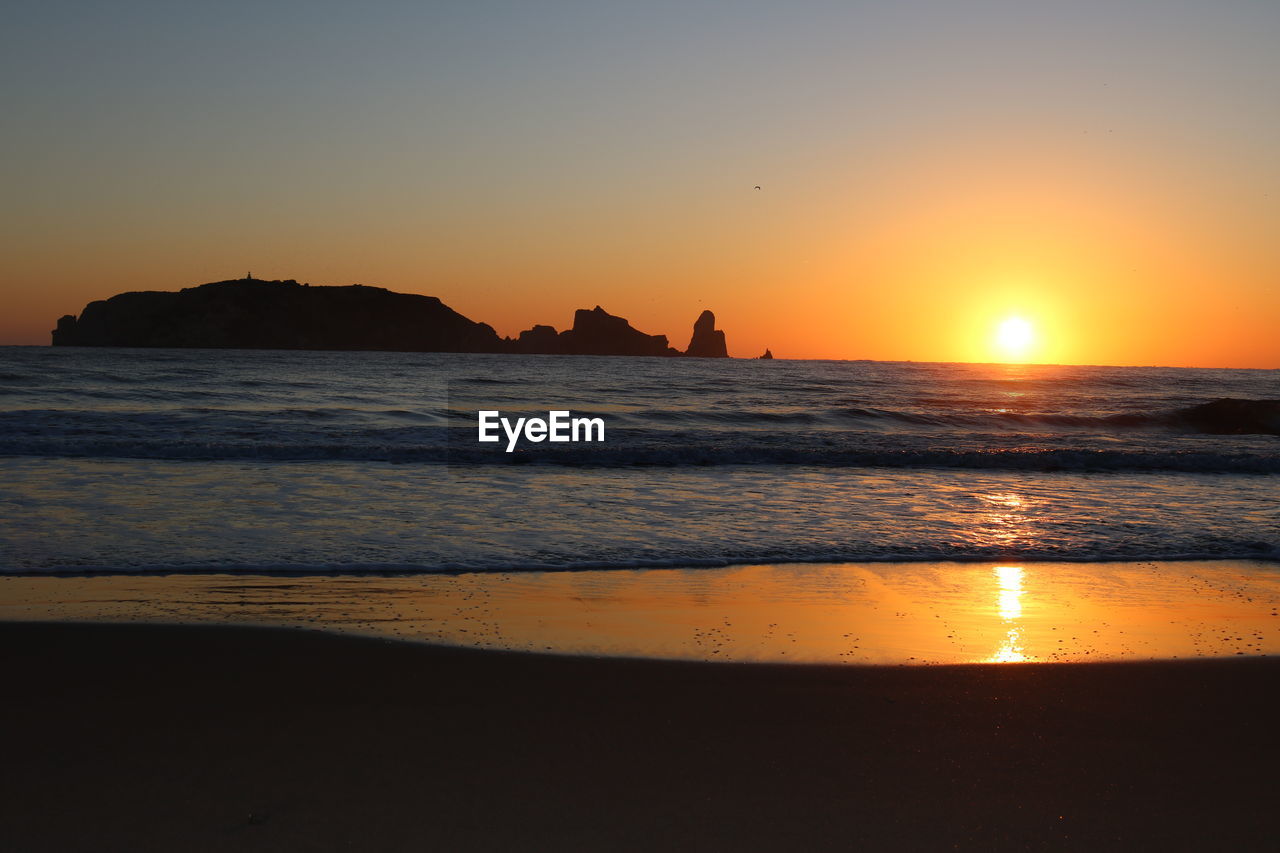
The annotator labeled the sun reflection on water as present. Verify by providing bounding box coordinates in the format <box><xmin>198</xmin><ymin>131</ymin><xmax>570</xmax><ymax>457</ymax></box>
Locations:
<box><xmin>971</xmin><ymin>491</ymin><xmax>1034</xmax><ymax>550</ymax></box>
<box><xmin>989</xmin><ymin>565</ymin><xmax>1028</xmax><ymax>662</ymax></box>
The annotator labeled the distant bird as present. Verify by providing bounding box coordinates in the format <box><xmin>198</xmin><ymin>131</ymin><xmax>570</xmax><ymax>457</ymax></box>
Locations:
<box><xmin>754</xmin><ymin>186</ymin><xmax>761</xmax><ymax>190</ymax></box>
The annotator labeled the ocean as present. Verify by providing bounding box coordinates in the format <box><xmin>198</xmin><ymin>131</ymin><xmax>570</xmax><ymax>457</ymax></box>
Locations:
<box><xmin>1</xmin><ymin>346</ymin><xmax>1277</xmax><ymax>575</ymax></box>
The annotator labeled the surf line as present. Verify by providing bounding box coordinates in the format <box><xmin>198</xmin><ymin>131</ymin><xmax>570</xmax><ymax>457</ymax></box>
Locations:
<box><xmin>478</xmin><ymin>410</ymin><xmax>605</xmax><ymax>452</ymax></box>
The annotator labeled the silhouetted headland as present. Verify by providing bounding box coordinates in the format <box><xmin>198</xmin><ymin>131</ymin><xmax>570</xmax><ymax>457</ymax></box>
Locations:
<box><xmin>51</xmin><ymin>278</ymin><xmax>736</xmax><ymax>357</ymax></box>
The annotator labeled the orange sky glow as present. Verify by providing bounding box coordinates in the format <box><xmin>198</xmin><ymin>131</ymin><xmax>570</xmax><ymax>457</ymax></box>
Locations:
<box><xmin>3</xmin><ymin>2</ymin><xmax>1277</xmax><ymax>368</ymax></box>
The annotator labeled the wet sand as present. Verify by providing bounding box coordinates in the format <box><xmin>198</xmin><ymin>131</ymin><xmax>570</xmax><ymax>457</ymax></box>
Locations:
<box><xmin>2</xmin><ymin>621</ymin><xmax>1277</xmax><ymax>851</ymax></box>
<box><xmin>3</xmin><ymin>560</ymin><xmax>1278</xmax><ymax>664</ymax></box>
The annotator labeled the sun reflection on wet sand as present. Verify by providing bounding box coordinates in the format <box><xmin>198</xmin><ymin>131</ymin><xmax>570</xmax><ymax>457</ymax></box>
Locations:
<box><xmin>990</xmin><ymin>629</ymin><xmax>1026</xmax><ymax>663</ymax></box>
<box><xmin>995</xmin><ymin>565</ymin><xmax>1023</xmax><ymax>620</ymax></box>
<box><xmin>1</xmin><ymin>560</ymin><xmax>1278</xmax><ymax>665</ymax></box>
<box><xmin>989</xmin><ymin>566</ymin><xmax>1027</xmax><ymax>662</ymax></box>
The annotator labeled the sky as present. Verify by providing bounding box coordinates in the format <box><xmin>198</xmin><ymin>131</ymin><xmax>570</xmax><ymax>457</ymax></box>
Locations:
<box><xmin>3</xmin><ymin>0</ymin><xmax>1278</xmax><ymax>366</ymax></box>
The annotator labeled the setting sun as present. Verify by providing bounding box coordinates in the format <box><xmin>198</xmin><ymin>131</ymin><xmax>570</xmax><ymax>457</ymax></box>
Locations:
<box><xmin>995</xmin><ymin>316</ymin><xmax>1035</xmax><ymax>361</ymax></box>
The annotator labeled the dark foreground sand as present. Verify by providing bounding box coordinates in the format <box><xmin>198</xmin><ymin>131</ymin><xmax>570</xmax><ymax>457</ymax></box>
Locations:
<box><xmin>2</xmin><ymin>623</ymin><xmax>1277</xmax><ymax>852</ymax></box>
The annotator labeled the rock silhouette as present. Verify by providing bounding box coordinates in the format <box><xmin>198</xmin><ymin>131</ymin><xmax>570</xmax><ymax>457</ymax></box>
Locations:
<box><xmin>759</xmin><ymin>349</ymin><xmax>774</xmax><ymax>360</ymax></box>
<box><xmin>513</xmin><ymin>324</ymin><xmax>564</xmax><ymax>355</ymax></box>
<box><xmin>684</xmin><ymin>310</ymin><xmax>729</xmax><ymax>358</ymax></box>
<box><xmin>52</xmin><ymin>278</ymin><xmax>733</xmax><ymax>358</ymax></box>
<box><xmin>553</xmin><ymin>306</ymin><xmax>679</xmax><ymax>357</ymax></box>
<box><xmin>509</xmin><ymin>307</ymin><xmax>678</xmax><ymax>356</ymax></box>
<box><xmin>51</xmin><ymin>279</ymin><xmax>502</xmax><ymax>352</ymax></box>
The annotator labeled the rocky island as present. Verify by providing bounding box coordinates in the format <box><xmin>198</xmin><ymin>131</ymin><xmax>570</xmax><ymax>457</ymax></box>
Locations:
<box><xmin>685</xmin><ymin>310</ymin><xmax>729</xmax><ymax>358</ymax></box>
<box><xmin>51</xmin><ymin>278</ymin><xmax>735</xmax><ymax>358</ymax></box>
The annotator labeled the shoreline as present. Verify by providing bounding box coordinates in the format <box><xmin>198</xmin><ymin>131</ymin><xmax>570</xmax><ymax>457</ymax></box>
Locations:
<box><xmin>3</xmin><ymin>620</ymin><xmax>1278</xmax><ymax>851</ymax></box>
<box><xmin>4</xmin><ymin>560</ymin><xmax>1277</xmax><ymax>664</ymax></box>
<box><xmin>4</xmin><ymin>551</ymin><xmax>1280</xmax><ymax>576</ymax></box>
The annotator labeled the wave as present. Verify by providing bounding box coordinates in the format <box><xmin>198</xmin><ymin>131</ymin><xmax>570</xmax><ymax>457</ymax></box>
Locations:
<box><xmin>1171</xmin><ymin>399</ymin><xmax>1280</xmax><ymax>435</ymax></box>
<box><xmin>0</xmin><ymin>398</ymin><xmax>1274</xmax><ymax>473</ymax></box>
<box><xmin>8</xmin><ymin>545</ymin><xmax>1279</xmax><ymax>576</ymax></box>
<box><xmin>1</xmin><ymin>435</ymin><xmax>1276</xmax><ymax>473</ymax></box>
<box><xmin>831</xmin><ymin>398</ymin><xmax>1280</xmax><ymax>435</ymax></box>
<box><xmin>460</xmin><ymin>376</ymin><xmax>519</xmax><ymax>385</ymax></box>
<box><xmin>632</xmin><ymin>408</ymin><xmax>822</xmax><ymax>425</ymax></box>
<box><xmin>445</xmin><ymin>397</ymin><xmax>1280</xmax><ymax>435</ymax></box>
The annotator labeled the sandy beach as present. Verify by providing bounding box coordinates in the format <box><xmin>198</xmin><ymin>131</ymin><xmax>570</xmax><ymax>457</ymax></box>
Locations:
<box><xmin>3</xmin><ymin>621</ymin><xmax>1277</xmax><ymax>852</ymax></box>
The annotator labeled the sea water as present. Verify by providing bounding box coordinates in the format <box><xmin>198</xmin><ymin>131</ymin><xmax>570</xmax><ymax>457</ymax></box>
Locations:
<box><xmin>1</xmin><ymin>347</ymin><xmax>1277</xmax><ymax>574</ymax></box>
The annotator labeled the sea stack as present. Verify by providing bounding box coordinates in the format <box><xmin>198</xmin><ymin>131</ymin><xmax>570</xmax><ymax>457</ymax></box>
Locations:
<box><xmin>684</xmin><ymin>310</ymin><xmax>728</xmax><ymax>358</ymax></box>
<box><xmin>758</xmin><ymin>349</ymin><xmax>773</xmax><ymax>360</ymax></box>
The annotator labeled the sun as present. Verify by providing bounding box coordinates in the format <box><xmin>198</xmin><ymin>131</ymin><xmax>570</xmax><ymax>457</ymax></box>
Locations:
<box><xmin>994</xmin><ymin>316</ymin><xmax>1035</xmax><ymax>360</ymax></box>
